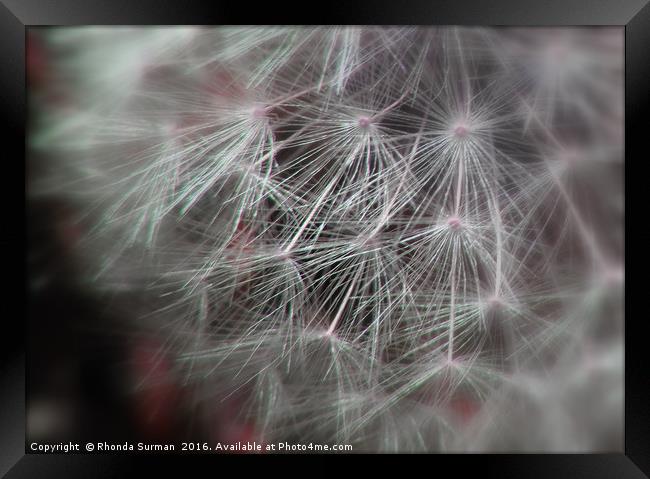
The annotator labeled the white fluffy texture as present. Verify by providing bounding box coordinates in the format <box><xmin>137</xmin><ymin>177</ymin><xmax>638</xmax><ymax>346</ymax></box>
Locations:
<box><xmin>31</xmin><ymin>27</ymin><xmax>623</xmax><ymax>451</ymax></box>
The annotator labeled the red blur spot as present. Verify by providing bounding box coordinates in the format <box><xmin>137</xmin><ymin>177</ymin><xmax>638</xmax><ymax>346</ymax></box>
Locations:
<box><xmin>27</xmin><ymin>32</ymin><xmax>47</xmax><ymax>88</ymax></box>
<box><xmin>448</xmin><ymin>394</ymin><xmax>481</xmax><ymax>424</ymax></box>
<box><xmin>130</xmin><ymin>338</ymin><xmax>181</xmax><ymax>439</ymax></box>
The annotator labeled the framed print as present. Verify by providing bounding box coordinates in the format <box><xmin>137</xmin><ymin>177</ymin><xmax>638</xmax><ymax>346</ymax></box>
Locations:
<box><xmin>3</xmin><ymin>0</ymin><xmax>647</xmax><ymax>476</ymax></box>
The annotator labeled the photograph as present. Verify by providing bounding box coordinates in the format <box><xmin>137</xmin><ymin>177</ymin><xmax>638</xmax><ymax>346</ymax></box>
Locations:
<box><xmin>26</xmin><ymin>26</ymin><xmax>625</xmax><ymax>454</ymax></box>
<box><xmin>1</xmin><ymin>0</ymin><xmax>647</xmax><ymax>474</ymax></box>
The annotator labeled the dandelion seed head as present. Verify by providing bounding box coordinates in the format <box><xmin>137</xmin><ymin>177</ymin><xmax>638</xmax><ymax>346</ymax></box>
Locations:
<box><xmin>30</xmin><ymin>26</ymin><xmax>624</xmax><ymax>452</ymax></box>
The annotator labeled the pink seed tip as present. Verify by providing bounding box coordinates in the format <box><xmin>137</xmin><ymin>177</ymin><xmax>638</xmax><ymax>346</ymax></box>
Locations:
<box><xmin>251</xmin><ymin>106</ymin><xmax>267</xmax><ymax>119</ymax></box>
<box><xmin>486</xmin><ymin>295</ymin><xmax>502</xmax><ymax>309</ymax></box>
<box><xmin>357</xmin><ymin>116</ymin><xmax>372</xmax><ymax>128</ymax></box>
<box><xmin>453</xmin><ymin>124</ymin><xmax>469</xmax><ymax>138</ymax></box>
<box><xmin>447</xmin><ymin>216</ymin><xmax>462</xmax><ymax>230</ymax></box>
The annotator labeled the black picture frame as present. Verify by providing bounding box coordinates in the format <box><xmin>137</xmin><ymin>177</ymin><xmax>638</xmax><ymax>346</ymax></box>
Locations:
<box><xmin>4</xmin><ymin>0</ymin><xmax>648</xmax><ymax>476</ymax></box>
